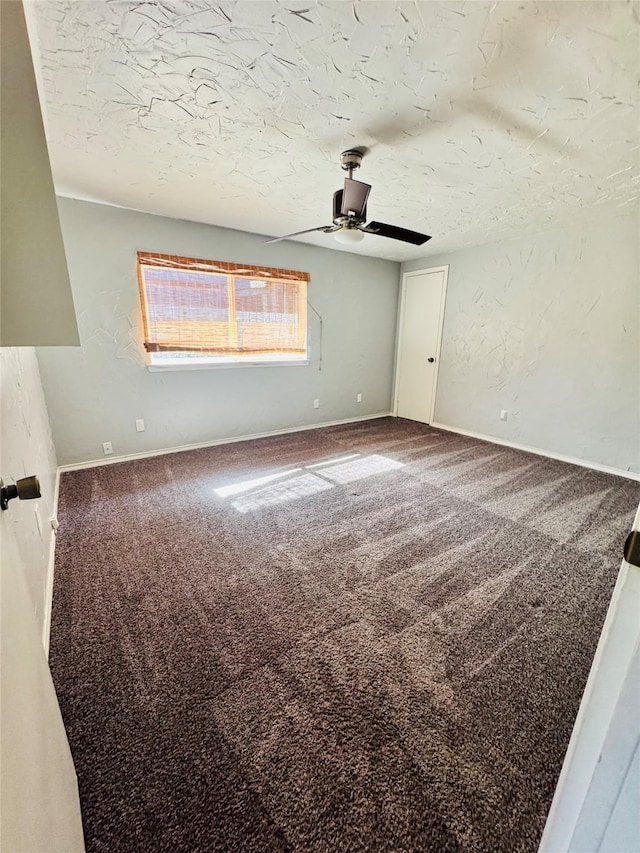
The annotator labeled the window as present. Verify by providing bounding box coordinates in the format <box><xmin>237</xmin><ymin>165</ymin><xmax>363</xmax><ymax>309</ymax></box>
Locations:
<box><xmin>137</xmin><ymin>252</ymin><xmax>309</xmax><ymax>367</ymax></box>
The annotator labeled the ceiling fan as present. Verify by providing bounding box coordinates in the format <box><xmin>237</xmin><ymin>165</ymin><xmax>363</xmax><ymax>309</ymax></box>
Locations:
<box><xmin>266</xmin><ymin>149</ymin><xmax>431</xmax><ymax>247</ymax></box>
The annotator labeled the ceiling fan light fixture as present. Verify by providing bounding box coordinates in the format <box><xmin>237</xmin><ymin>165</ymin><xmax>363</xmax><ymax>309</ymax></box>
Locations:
<box><xmin>334</xmin><ymin>227</ymin><xmax>364</xmax><ymax>244</ymax></box>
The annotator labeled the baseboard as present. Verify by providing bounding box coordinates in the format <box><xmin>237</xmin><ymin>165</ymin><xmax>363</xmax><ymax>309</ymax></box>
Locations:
<box><xmin>42</xmin><ymin>467</ymin><xmax>60</xmax><ymax>657</ymax></box>
<box><xmin>58</xmin><ymin>413</ymin><xmax>394</xmax><ymax>473</ymax></box>
<box><xmin>430</xmin><ymin>422</ymin><xmax>640</xmax><ymax>482</ymax></box>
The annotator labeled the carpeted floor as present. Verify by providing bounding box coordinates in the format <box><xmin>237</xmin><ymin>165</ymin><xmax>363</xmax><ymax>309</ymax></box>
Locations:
<box><xmin>51</xmin><ymin>417</ymin><xmax>640</xmax><ymax>853</ymax></box>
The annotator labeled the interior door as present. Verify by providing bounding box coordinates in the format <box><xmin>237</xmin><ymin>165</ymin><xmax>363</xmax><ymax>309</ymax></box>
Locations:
<box><xmin>395</xmin><ymin>267</ymin><xmax>448</xmax><ymax>424</ymax></box>
<box><xmin>539</xmin><ymin>502</ymin><xmax>640</xmax><ymax>852</ymax></box>
<box><xmin>0</xmin><ymin>545</ymin><xmax>85</xmax><ymax>852</ymax></box>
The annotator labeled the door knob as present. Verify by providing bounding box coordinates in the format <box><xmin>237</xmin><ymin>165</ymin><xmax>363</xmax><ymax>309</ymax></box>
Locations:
<box><xmin>427</xmin><ymin>357</ymin><xmax>435</xmax><ymax>363</ymax></box>
<box><xmin>0</xmin><ymin>475</ymin><xmax>41</xmax><ymax>510</ymax></box>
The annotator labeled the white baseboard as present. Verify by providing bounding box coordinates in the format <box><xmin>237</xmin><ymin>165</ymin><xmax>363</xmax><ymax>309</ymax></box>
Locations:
<box><xmin>58</xmin><ymin>413</ymin><xmax>394</xmax><ymax>473</ymax></box>
<box><xmin>42</xmin><ymin>467</ymin><xmax>60</xmax><ymax>657</ymax></box>
<box><xmin>430</xmin><ymin>422</ymin><xmax>640</xmax><ymax>482</ymax></box>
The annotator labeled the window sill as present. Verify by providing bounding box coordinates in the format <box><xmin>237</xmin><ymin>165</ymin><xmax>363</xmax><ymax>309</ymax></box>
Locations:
<box><xmin>147</xmin><ymin>360</ymin><xmax>310</xmax><ymax>372</ymax></box>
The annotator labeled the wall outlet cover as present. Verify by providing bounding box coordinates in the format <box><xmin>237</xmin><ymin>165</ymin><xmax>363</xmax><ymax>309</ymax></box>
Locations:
<box><xmin>136</xmin><ymin>419</ymin><xmax>145</xmax><ymax>432</ymax></box>
<box><xmin>500</xmin><ymin>410</ymin><xmax>509</xmax><ymax>421</ymax></box>
<box><xmin>102</xmin><ymin>441</ymin><xmax>113</xmax><ymax>455</ymax></box>
<box><xmin>357</xmin><ymin>393</ymin><xmax>363</xmax><ymax>403</ymax></box>
<box><xmin>313</xmin><ymin>399</ymin><xmax>320</xmax><ymax>409</ymax></box>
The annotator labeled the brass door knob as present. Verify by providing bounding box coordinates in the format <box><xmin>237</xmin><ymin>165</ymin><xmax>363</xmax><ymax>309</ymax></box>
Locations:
<box><xmin>0</xmin><ymin>475</ymin><xmax>41</xmax><ymax>510</ymax></box>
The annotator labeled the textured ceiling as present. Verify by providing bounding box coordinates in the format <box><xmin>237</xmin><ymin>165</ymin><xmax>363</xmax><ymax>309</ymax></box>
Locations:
<box><xmin>31</xmin><ymin>0</ymin><xmax>639</xmax><ymax>260</ymax></box>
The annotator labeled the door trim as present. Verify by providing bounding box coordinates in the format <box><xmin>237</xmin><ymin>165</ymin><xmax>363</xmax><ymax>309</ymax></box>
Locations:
<box><xmin>393</xmin><ymin>265</ymin><xmax>449</xmax><ymax>422</ymax></box>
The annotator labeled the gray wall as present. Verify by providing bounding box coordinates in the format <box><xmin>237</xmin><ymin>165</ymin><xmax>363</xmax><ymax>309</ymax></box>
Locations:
<box><xmin>38</xmin><ymin>199</ymin><xmax>400</xmax><ymax>466</ymax></box>
<box><xmin>402</xmin><ymin>205</ymin><xmax>640</xmax><ymax>474</ymax></box>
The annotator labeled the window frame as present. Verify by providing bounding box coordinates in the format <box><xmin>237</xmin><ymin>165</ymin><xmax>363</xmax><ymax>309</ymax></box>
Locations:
<box><xmin>136</xmin><ymin>251</ymin><xmax>310</xmax><ymax>370</ymax></box>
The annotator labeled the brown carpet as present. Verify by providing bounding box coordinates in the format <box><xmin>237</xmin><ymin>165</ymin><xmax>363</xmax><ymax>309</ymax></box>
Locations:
<box><xmin>51</xmin><ymin>417</ymin><xmax>639</xmax><ymax>853</ymax></box>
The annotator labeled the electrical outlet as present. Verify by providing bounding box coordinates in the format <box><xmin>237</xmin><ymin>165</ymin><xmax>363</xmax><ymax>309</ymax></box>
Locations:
<box><xmin>102</xmin><ymin>441</ymin><xmax>113</xmax><ymax>455</ymax></box>
<box><xmin>356</xmin><ymin>393</ymin><xmax>363</xmax><ymax>403</ymax></box>
<box><xmin>313</xmin><ymin>399</ymin><xmax>320</xmax><ymax>409</ymax></box>
<box><xmin>136</xmin><ymin>419</ymin><xmax>145</xmax><ymax>432</ymax></box>
<box><xmin>500</xmin><ymin>410</ymin><xmax>508</xmax><ymax>421</ymax></box>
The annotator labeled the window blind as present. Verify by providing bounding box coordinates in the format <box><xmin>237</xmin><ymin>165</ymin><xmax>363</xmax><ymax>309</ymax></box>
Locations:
<box><xmin>137</xmin><ymin>252</ymin><xmax>309</xmax><ymax>356</ymax></box>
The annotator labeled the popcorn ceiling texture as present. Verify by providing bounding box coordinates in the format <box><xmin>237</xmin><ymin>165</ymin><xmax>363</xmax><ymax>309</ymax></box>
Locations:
<box><xmin>31</xmin><ymin>1</ymin><xmax>639</xmax><ymax>261</ymax></box>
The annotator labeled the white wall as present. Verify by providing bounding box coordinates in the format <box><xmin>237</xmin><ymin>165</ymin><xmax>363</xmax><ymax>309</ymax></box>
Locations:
<box><xmin>0</xmin><ymin>346</ymin><xmax>85</xmax><ymax>852</ymax></box>
<box><xmin>1</xmin><ymin>347</ymin><xmax>58</xmax><ymax>629</ymax></box>
<box><xmin>37</xmin><ymin>198</ymin><xmax>400</xmax><ymax>466</ymax></box>
<box><xmin>402</xmin><ymin>205</ymin><xmax>640</xmax><ymax>474</ymax></box>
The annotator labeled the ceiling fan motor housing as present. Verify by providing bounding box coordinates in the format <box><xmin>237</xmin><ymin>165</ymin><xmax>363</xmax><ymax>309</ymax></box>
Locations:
<box><xmin>340</xmin><ymin>149</ymin><xmax>363</xmax><ymax>172</ymax></box>
<box><xmin>332</xmin><ymin>189</ymin><xmax>366</xmax><ymax>227</ymax></box>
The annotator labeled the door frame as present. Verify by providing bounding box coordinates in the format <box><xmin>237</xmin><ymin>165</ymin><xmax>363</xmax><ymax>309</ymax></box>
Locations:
<box><xmin>393</xmin><ymin>265</ymin><xmax>449</xmax><ymax>423</ymax></box>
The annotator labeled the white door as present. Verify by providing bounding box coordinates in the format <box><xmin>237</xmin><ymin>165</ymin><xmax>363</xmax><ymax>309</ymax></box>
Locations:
<box><xmin>539</xmin><ymin>502</ymin><xmax>640</xmax><ymax>852</ymax></box>
<box><xmin>395</xmin><ymin>267</ymin><xmax>448</xmax><ymax>424</ymax></box>
<box><xmin>0</xmin><ymin>544</ymin><xmax>85</xmax><ymax>852</ymax></box>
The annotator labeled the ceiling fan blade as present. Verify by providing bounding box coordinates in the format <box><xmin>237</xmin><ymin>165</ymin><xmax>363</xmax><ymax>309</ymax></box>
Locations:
<box><xmin>265</xmin><ymin>225</ymin><xmax>338</xmax><ymax>244</ymax></box>
<box><xmin>341</xmin><ymin>178</ymin><xmax>371</xmax><ymax>218</ymax></box>
<box><xmin>361</xmin><ymin>221</ymin><xmax>431</xmax><ymax>246</ymax></box>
